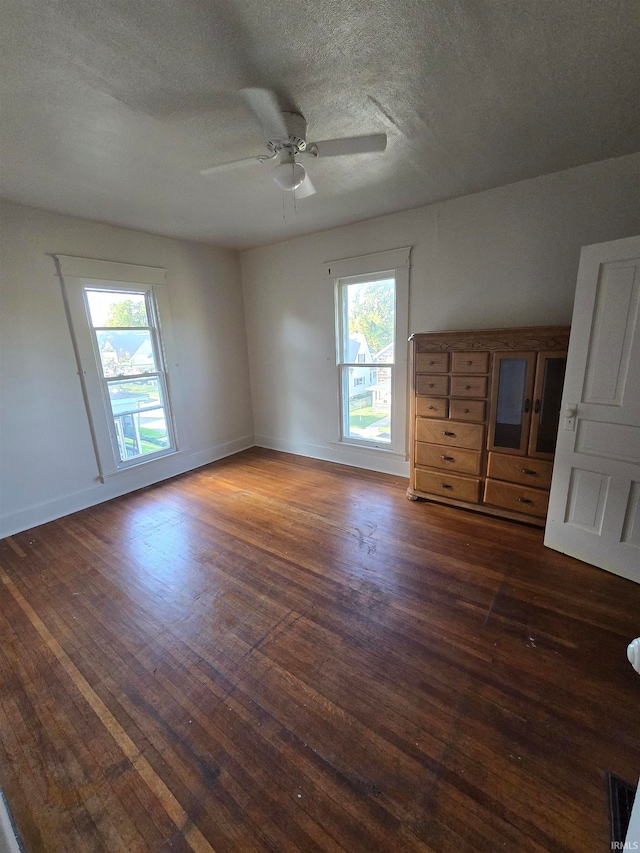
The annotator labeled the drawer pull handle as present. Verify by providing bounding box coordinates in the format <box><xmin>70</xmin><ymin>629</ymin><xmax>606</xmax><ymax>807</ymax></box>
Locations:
<box><xmin>440</xmin><ymin>455</ymin><xmax>454</xmax><ymax>461</ymax></box>
<box><xmin>463</xmin><ymin>408</ymin><xmax>470</xmax><ymax>413</ymax></box>
<box><xmin>534</xmin><ymin>398</ymin><xmax>541</xmax><ymax>414</ymax></box>
<box><xmin>429</xmin><ymin>360</ymin><xmax>435</xmax><ymax>365</ymax></box>
<box><xmin>465</xmin><ymin>385</ymin><xmax>471</xmax><ymax>390</ymax></box>
<box><xmin>524</xmin><ymin>398</ymin><xmax>531</xmax><ymax>413</ymax></box>
<box><xmin>466</xmin><ymin>360</ymin><xmax>473</xmax><ymax>365</ymax></box>
<box><xmin>428</xmin><ymin>382</ymin><xmax>435</xmax><ymax>387</ymax></box>
<box><xmin>428</xmin><ymin>405</ymin><xmax>436</xmax><ymax>410</ymax></box>
<box><xmin>439</xmin><ymin>483</ymin><xmax>453</xmax><ymax>489</ymax></box>
<box><xmin>520</xmin><ymin>469</ymin><xmax>537</xmax><ymax>475</ymax></box>
<box><xmin>516</xmin><ymin>497</ymin><xmax>532</xmax><ymax>504</ymax></box>
<box><xmin>442</xmin><ymin>431</ymin><xmax>455</xmax><ymax>437</ymax></box>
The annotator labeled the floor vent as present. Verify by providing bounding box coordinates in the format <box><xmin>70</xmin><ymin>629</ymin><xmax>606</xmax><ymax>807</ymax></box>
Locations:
<box><xmin>608</xmin><ymin>774</ymin><xmax>637</xmax><ymax>846</ymax></box>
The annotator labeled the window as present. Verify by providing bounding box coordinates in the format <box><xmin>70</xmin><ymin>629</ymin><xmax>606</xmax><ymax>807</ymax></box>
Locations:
<box><xmin>325</xmin><ymin>247</ymin><xmax>410</xmax><ymax>456</ymax></box>
<box><xmin>84</xmin><ymin>288</ymin><xmax>175</xmax><ymax>464</ymax></box>
<box><xmin>57</xmin><ymin>256</ymin><xmax>182</xmax><ymax>479</ymax></box>
<box><xmin>337</xmin><ymin>275</ymin><xmax>395</xmax><ymax>445</ymax></box>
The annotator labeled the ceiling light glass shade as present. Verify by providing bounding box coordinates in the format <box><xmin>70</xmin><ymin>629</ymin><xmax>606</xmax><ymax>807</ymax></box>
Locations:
<box><xmin>272</xmin><ymin>160</ymin><xmax>306</xmax><ymax>191</ymax></box>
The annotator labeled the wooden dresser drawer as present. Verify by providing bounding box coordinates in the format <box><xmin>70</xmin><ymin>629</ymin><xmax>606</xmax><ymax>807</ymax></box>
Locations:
<box><xmin>416</xmin><ymin>397</ymin><xmax>448</xmax><ymax>418</ymax></box>
<box><xmin>483</xmin><ymin>479</ymin><xmax>550</xmax><ymax>518</ymax></box>
<box><xmin>415</xmin><ymin>468</ymin><xmax>480</xmax><ymax>503</ymax></box>
<box><xmin>451</xmin><ymin>351</ymin><xmax>489</xmax><ymax>374</ymax></box>
<box><xmin>415</xmin><ymin>352</ymin><xmax>449</xmax><ymax>373</ymax></box>
<box><xmin>487</xmin><ymin>453</ymin><xmax>553</xmax><ymax>489</ymax></box>
<box><xmin>416</xmin><ymin>418</ymin><xmax>485</xmax><ymax>450</ymax></box>
<box><xmin>449</xmin><ymin>399</ymin><xmax>486</xmax><ymax>422</ymax></box>
<box><xmin>415</xmin><ymin>442</ymin><xmax>482</xmax><ymax>475</ymax></box>
<box><xmin>416</xmin><ymin>374</ymin><xmax>449</xmax><ymax>396</ymax></box>
<box><xmin>450</xmin><ymin>375</ymin><xmax>488</xmax><ymax>398</ymax></box>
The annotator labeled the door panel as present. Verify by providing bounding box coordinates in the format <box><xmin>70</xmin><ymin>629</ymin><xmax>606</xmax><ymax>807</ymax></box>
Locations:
<box><xmin>545</xmin><ymin>235</ymin><xmax>640</xmax><ymax>583</ymax></box>
<box><xmin>621</xmin><ymin>481</ymin><xmax>640</xmax><ymax>545</ymax></box>
<box><xmin>582</xmin><ymin>262</ymin><xmax>638</xmax><ymax>406</ymax></box>
<box><xmin>574</xmin><ymin>420</ymin><xmax>640</xmax><ymax>462</ymax></box>
<box><xmin>564</xmin><ymin>468</ymin><xmax>610</xmax><ymax>533</ymax></box>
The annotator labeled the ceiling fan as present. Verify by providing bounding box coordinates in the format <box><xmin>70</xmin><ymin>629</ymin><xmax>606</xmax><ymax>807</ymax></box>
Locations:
<box><xmin>199</xmin><ymin>88</ymin><xmax>387</xmax><ymax>198</ymax></box>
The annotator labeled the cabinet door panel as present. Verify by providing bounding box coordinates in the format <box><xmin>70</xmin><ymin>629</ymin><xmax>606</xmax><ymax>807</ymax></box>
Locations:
<box><xmin>487</xmin><ymin>352</ymin><xmax>536</xmax><ymax>455</ymax></box>
<box><xmin>528</xmin><ymin>351</ymin><xmax>567</xmax><ymax>458</ymax></box>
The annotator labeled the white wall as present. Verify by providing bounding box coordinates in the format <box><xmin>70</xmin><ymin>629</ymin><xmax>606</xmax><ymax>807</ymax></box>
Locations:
<box><xmin>0</xmin><ymin>200</ymin><xmax>254</xmax><ymax>537</ymax></box>
<box><xmin>241</xmin><ymin>154</ymin><xmax>640</xmax><ymax>476</ymax></box>
<box><xmin>2</xmin><ymin>155</ymin><xmax>638</xmax><ymax>534</ymax></box>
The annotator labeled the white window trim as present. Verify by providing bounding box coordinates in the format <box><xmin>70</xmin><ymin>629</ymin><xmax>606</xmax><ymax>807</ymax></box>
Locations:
<box><xmin>324</xmin><ymin>248</ymin><xmax>410</xmax><ymax>457</ymax></box>
<box><xmin>56</xmin><ymin>255</ymin><xmax>187</xmax><ymax>481</ymax></box>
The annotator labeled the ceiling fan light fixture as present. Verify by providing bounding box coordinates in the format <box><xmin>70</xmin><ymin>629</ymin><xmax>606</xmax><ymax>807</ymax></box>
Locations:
<box><xmin>272</xmin><ymin>160</ymin><xmax>306</xmax><ymax>191</ymax></box>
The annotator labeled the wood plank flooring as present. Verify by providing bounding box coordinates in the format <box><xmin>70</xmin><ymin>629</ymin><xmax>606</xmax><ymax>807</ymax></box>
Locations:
<box><xmin>1</xmin><ymin>447</ymin><xmax>639</xmax><ymax>852</ymax></box>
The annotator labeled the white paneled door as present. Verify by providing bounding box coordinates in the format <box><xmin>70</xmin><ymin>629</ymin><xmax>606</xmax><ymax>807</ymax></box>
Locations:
<box><xmin>545</xmin><ymin>235</ymin><xmax>640</xmax><ymax>583</ymax></box>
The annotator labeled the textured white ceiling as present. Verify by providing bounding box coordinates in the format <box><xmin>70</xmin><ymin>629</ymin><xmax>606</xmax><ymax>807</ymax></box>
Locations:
<box><xmin>1</xmin><ymin>0</ymin><xmax>638</xmax><ymax>249</ymax></box>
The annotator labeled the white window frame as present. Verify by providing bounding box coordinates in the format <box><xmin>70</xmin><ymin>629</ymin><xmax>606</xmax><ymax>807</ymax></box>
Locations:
<box><xmin>324</xmin><ymin>248</ymin><xmax>410</xmax><ymax>457</ymax></box>
<box><xmin>56</xmin><ymin>256</ymin><xmax>185</xmax><ymax>480</ymax></box>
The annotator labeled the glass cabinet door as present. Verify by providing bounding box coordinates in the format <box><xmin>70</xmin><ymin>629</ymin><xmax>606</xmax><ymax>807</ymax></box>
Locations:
<box><xmin>528</xmin><ymin>351</ymin><xmax>567</xmax><ymax>458</ymax></box>
<box><xmin>488</xmin><ymin>352</ymin><xmax>536</xmax><ymax>455</ymax></box>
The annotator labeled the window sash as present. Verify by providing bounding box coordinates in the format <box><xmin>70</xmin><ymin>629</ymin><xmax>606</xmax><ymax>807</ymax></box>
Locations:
<box><xmin>340</xmin><ymin>364</ymin><xmax>394</xmax><ymax>447</ymax></box>
<box><xmin>84</xmin><ymin>286</ymin><xmax>176</xmax><ymax>468</ymax></box>
<box><xmin>336</xmin><ymin>275</ymin><xmax>396</xmax><ymax>447</ymax></box>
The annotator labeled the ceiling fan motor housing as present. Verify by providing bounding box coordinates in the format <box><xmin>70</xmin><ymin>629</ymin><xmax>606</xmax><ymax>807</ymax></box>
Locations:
<box><xmin>267</xmin><ymin>111</ymin><xmax>308</xmax><ymax>153</ymax></box>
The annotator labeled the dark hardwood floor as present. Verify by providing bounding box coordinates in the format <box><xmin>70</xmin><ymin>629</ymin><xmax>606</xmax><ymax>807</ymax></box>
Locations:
<box><xmin>1</xmin><ymin>448</ymin><xmax>639</xmax><ymax>852</ymax></box>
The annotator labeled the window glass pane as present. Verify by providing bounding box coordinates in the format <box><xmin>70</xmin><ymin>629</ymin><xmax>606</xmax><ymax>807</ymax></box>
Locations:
<box><xmin>113</xmin><ymin>407</ymin><xmax>171</xmax><ymax>461</ymax></box>
<box><xmin>343</xmin><ymin>366</ymin><xmax>391</xmax><ymax>444</ymax></box>
<box><xmin>339</xmin><ymin>277</ymin><xmax>395</xmax><ymax>445</ymax></box>
<box><xmin>95</xmin><ymin>329</ymin><xmax>156</xmax><ymax>377</ymax></box>
<box><xmin>86</xmin><ymin>290</ymin><xmax>149</xmax><ymax>327</ymax></box>
<box><xmin>344</xmin><ymin>279</ymin><xmax>395</xmax><ymax>363</ymax></box>
<box><xmin>107</xmin><ymin>377</ymin><xmax>162</xmax><ymax>416</ymax></box>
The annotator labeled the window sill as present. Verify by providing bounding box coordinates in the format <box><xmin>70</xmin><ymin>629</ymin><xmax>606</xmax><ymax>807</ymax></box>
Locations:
<box><xmin>328</xmin><ymin>440</ymin><xmax>407</xmax><ymax>459</ymax></box>
<box><xmin>99</xmin><ymin>448</ymin><xmax>180</xmax><ymax>482</ymax></box>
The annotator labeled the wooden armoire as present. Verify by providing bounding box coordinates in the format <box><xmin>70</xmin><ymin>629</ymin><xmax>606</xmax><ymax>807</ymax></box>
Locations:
<box><xmin>408</xmin><ymin>326</ymin><xmax>570</xmax><ymax>526</ymax></box>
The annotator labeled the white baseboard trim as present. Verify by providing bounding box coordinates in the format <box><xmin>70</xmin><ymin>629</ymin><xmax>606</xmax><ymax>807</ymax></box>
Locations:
<box><xmin>255</xmin><ymin>435</ymin><xmax>410</xmax><ymax>478</ymax></box>
<box><xmin>0</xmin><ymin>434</ymin><xmax>255</xmax><ymax>538</ymax></box>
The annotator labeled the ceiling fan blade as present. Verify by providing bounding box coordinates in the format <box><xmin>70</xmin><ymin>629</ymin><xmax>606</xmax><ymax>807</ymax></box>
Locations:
<box><xmin>199</xmin><ymin>156</ymin><xmax>263</xmax><ymax>176</ymax></box>
<box><xmin>240</xmin><ymin>88</ymin><xmax>288</xmax><ymax>140</ymax></box>
<box><xmin>295</xmin><ymin>174</ymin><xmax>316</xmax><ymax>198</ymax></box>
<box><xmin>304</xmin><ymin>133</ymin><xmax>387</xmax><ymax>158</ymax></box>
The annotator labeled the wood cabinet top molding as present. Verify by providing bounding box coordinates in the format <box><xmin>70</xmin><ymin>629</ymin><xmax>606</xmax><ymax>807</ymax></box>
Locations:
<box><xmin>410</xmin><ymin>326</ymin><xmax>570</xmax><ymax>352</ymax></box>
